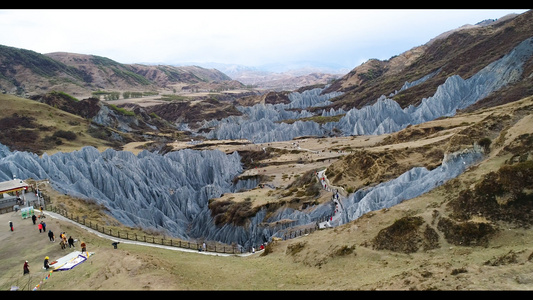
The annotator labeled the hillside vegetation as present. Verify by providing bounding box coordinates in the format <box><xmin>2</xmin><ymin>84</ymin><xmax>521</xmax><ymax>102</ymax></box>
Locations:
<box><xmin>0</xmin><ymin>91</ymin><xmax>186</xmax><ymax>155</ymax></box>
<box><xmin>1</xmin><ymin>10</ymin><xmax>533</xmax><ymax>291</ymax></box>
<box><xmin>0</xmin><ymin>49</ymin><xmax>244</xmax><ymax>99</ymax></box>
<box><xmin>0</xmin><ymin>94</ymin><xmax>109</xmax><ymax>154</ymax></box>
<box><xmin>1</xmin><ymin>95</ymin><xmax>532</xmax><ymax>290</ymax></box>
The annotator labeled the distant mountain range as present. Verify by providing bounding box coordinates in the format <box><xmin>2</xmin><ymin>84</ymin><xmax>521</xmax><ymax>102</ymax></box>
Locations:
<box><xmin>0</xmin><ymin>48</ymin><xmax>244</xmax><ymax>98</ymax></box>
<box><xmin>0</xmin><ymin>50</ymin><xmax>347</xmax><ymax>98</ymax></box>
<box><xmin>168</xmin><ymin>60</ymin><xmax>350</xmax><ymax>76</ymax></box>
<box><xmin>141</xmin><ymin>60</ymin><xmax>349</xmax><ymax>91</ymax></box>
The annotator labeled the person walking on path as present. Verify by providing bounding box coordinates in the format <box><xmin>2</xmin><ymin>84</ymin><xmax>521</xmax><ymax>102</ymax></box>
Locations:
<box><xmin>68</xmin><ymin>236</ymin><xmax>74</xmax><ymax>248</ymax></box>
<box><xmin>42</xmin><ymin>221</ymin><xmax>46</xmax><ymax>232</ymax></box>
<box><xmin>9</xmin><ymin>221</ymin><xmax>13</xmax><ymax>231</ymax></box>
<box><xmin>80</xmin><ymin>241</ymin><xmax>86</xmax><ymax>253</ymax></box>
<box><xmin>48</xmin><ymin>230</ymin><xmax>54</xmax><ymax>242</ymax></box>
<box><xmin>38</xmin><ymin>222</ymin><xmax>43</xmax><ymax>233</ymax></box>
<box><xmin>23</xmin><ymin>261</ymin><xmax>29</xmax><ymax>275</ymax></box>
<box><xmin>32</xmin><ymin>214</ymin><xmax>36</xmax><ymax>225</ymax></box>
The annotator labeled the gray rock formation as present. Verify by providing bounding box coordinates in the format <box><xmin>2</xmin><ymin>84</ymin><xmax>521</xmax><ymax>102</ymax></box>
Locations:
<box><xmin>338</xmin><ymin>147</ymin><xmax>483</xmax><ymax>226</ymax></box>
<box><xmin>339</xmin><ymin>36</ymin><xmax>533</xmax><ymax>136</ymax></box>
<box><xmin>0</xmin><ymin>145</ymin><xmax>256</xmax><ymax>240</ymax></box>
<box><xmin>201</xmin><ymin>87</ymin><xmax>343</xmax><ymax>142</ymax></box>
<box><xmin>0</xmin><ymin>142</ymin><xmax>483</xmax><ymax>249</ymax></box>
<box><xmin>200</xmin><ymin>37</ymin><xmax>533</xmax><ymax>142</ymax></box>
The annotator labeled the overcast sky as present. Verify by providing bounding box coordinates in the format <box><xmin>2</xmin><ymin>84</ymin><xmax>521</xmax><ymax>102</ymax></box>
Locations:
<box><xmin>0</xmin><ymin>9</ymin><xmax>528</xmax><ymax>70</ymax></box>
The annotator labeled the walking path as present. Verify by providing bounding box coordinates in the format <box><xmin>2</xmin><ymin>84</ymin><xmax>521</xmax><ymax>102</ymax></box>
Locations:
<box><xmin>32</xmin><ymin>210</ymin><xmax>254</xmax><ymax>257</ymax></box>
<box><xmin>316</xmin><ymin>169</ymin><xmax>345</xmax><ymax>229</ymax></box>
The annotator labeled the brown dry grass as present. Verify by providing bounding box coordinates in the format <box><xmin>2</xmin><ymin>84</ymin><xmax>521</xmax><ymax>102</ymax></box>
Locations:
<box><xmin>0</xmin><ymin>94</ymin><xmax>110</xmax><ymax>155</ymax></box>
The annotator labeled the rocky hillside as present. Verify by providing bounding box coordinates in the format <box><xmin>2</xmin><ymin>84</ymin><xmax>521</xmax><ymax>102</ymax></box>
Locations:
<box><xmin>141</xmin><ymin>11</ymin><xmax>533</xmax><ymax>135</ymax></box>
<box><xmin>1</xmin><ymin>12</ymin><xmax>533</xmax><ymax>291</ymax></box>
<box><xmin>0</xmin><ymin>49</ymin><xmax>242</xmax><ymax>98</ymax></box>
<box><xmin>322</xmin><ymin>10</ymin><xmax>533</xmax><ymax>112</ymax></box>
<box><xmin>0</xmin><ymin>91</ymin><xmax>180</xmax><ymax>156</ymax></box>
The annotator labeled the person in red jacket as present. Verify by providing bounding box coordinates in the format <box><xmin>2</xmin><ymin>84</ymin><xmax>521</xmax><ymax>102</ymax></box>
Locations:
<box><xmin>23</xmin><ymin>261</ymin><xmax>29</xmax><ymax>275</ymax></box>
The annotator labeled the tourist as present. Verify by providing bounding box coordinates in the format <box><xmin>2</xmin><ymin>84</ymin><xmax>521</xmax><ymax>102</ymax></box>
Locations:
<box><xmin>9</xmin><ymin>221</ymin><xmax>13</xmax><ymax>232</ymax></box>
<box><xmin>44</xmin><ymin>256</ymin><xmax>50</xmax><ymax>270</ymax></box>
<box><xmin>41</xmin><ymin>221</ymin><xmax>46</xmax><ymax>232</ymax></box>
<box><xmin>38</xmin><ymin>222</ymin><xmax>43</xmax><ymax>233</ymax></box>
<box><xmin>68</xmin><ymin>236</ymin><xmax>74</xmax><ymax>248</ymax></box>
<box><xmin>32</xmin><ymin>214</ymin><xmax>36</xmax><ymax>225</ymax></box>
<box><xmin>23</xmin><ymin>261</ymin><xmax>29</xmax><ymax>275</ymax></box>
<box><xmin>48</xmin><ymin>230</ymin><xmax>54</xmax><ymax>242</ymax></box>
<box><xmin>80</xmin><ymin>241</ymin><xmax>86</xmax><ymax>252</ymax></box>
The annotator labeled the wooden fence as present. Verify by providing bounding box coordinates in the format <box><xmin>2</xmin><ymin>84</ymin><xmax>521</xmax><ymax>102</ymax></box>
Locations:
<box><xmin>1</xmin><ymin>194</ymin><xmax>328</xmax><ymax>255</ymax></box>
<box><xmin>45</xmin><ymin>204</ymin><xmax>325</xmax><ymax>254</ymax></box>
<box><xmin>46</xmin><ymin>204</ymin><xmax>248</xmax><ymax>254</ymax></box>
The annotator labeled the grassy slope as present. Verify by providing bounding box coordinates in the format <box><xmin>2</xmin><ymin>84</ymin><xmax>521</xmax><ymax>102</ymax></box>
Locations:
<box><xmin>0</xmin><ymin>94</ymin><xmax>110</xmax><ymax>155</ymax></box>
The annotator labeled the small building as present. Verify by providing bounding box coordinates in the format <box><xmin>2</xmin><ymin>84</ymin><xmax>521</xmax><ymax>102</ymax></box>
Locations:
<box><xmin>0</xmin><ymin>179</ymin><xmax>29</xmax><ymax>209</ymax></box>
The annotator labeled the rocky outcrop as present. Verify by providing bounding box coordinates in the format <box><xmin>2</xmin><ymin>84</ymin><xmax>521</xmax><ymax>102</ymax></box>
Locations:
<box><xmin>198</xmin><ymin>36</ymin><xmax>533</xmax><ymax>142</ymax></box>
<box><xmin>3</xmin><ymin>37</ymin><xmax>531</xmax><ymax>249</ymax></box>
<box><xmin>0</xmin><ymin>144</ymin><xmax>256</xmax><ymax>240</ymax></box>
<box><xmin>337</xmin><ymin>37</ymin><xmax>533</xmax><ymax>136</ymax></box>
<box><xmin>201</xmin><ymin>87</ymin><xmax>343</xmax><ymax>142</ymax></box>
<box><xmin>339</xmin><ymin>148</ymin><xmax>483</xmax><ymax>225</ymax></box>
<box><xmin>0</xmin><ymin>141</ymin><xmax>484</xmax><ymax>248</ymax></box>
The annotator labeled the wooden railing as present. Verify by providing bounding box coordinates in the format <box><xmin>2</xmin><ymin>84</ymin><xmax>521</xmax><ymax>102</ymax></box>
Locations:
<box><xmin>1</xmin><ymin>191</ymin><xmax>332</xmax><ymax>255</ymax></box>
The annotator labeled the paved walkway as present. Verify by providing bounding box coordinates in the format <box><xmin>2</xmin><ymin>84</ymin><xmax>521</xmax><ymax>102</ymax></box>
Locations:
<box><xmin>36</xmin><ymin>210</ymin><xmax>254</xmax><ymax>257</ymax></box>
<box><xmin>316</xmin><ymin>169</ymin><xmax>345</xmax><ymax>229</ymax></box>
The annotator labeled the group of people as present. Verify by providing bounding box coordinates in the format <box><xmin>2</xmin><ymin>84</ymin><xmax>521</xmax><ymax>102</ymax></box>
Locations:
<box><xmin>58</xmin><ymin>232</ymin><xmax>75</xmax><ymax>249</ymax></box>
<box><xmin>24</xmin><ymin>255</ymin><xmax>53</xmax><ymax>273</ymax></box>
<box><xmin>17</xmin><ymin>210</ymin><xmax>85</xmax><ymax>276</ymax></box>
<box><xmin>31</xmin><ymin>213</ymin><xmax>49</xmax><ymax>234</ymax></box>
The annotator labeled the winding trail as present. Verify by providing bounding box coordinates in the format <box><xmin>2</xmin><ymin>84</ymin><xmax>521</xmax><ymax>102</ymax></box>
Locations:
<box><xmin>316</xmin><ymin>169</ymin><xmax>345</xmax><ymax>229</ymax></box>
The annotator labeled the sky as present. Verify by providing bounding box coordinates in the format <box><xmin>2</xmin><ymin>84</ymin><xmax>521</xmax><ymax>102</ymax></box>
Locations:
<box><xmin>0</xmin><ymin>9</ymin><xmax>529</xmax><ymax>71</ymax></box>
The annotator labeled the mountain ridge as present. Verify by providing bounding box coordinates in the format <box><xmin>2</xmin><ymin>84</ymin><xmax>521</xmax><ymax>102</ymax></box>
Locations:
<box><xmin>0</xmin><ymin>48</ymin><xmax>245</xmax><ymax>98</ymax></box>
<box><xmin>322</xmin><ymin>10</ymin><xmax>533</xmax><ymax>111</ymax></box>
